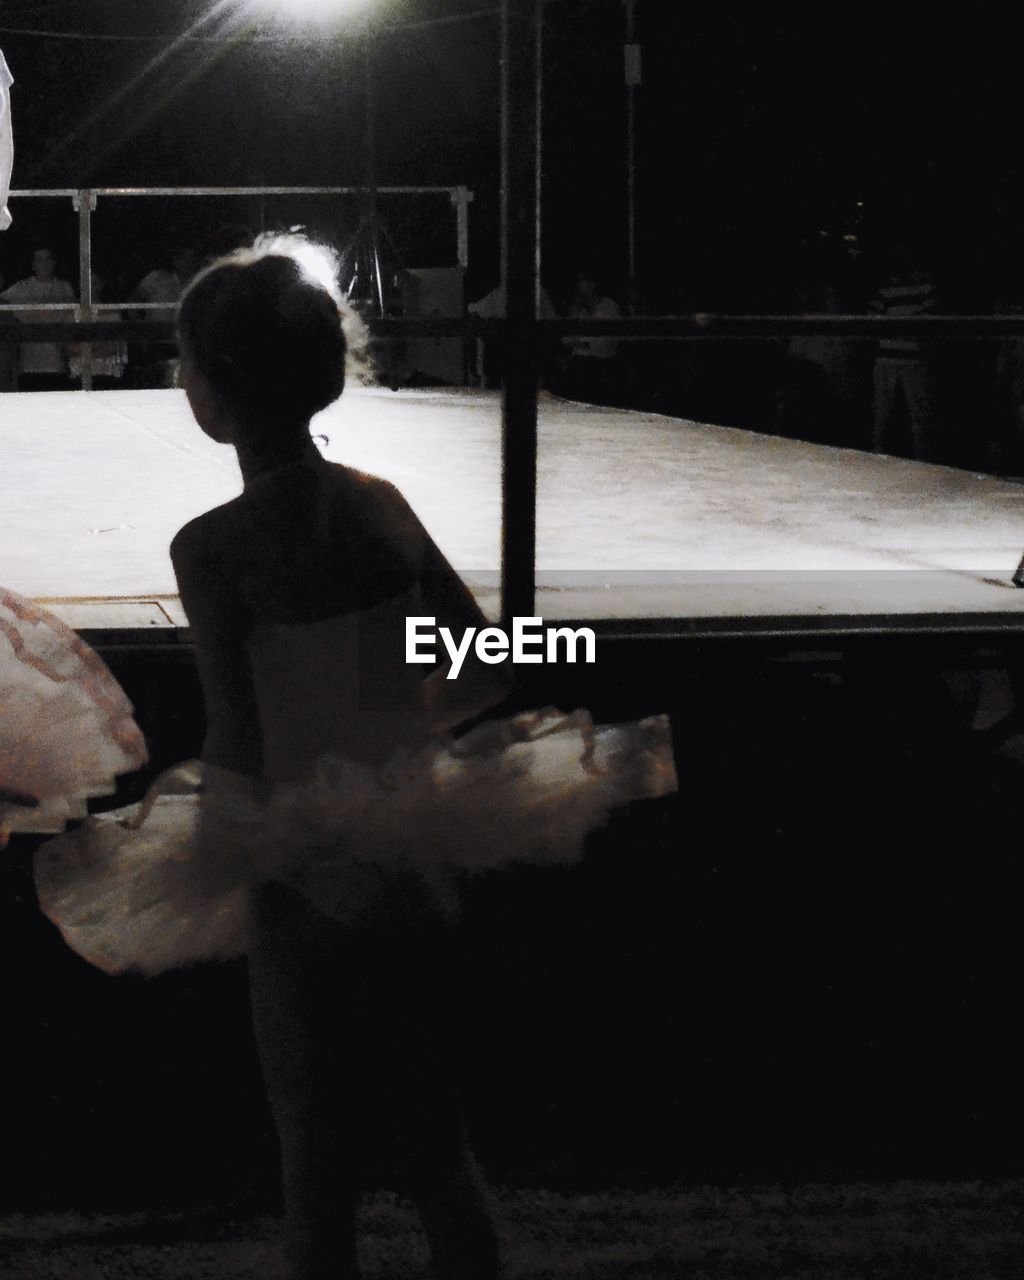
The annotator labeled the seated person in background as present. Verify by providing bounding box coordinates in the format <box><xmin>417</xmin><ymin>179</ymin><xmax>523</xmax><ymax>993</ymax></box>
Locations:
<box><xmin>777</xmin><ymin>278</ymin><xmax>870</xmax><ymax>449</ymax></box>
<box><xmin>871</xmin><ymin>242</ymin><xmax>943</xmax><ymax>463</ymax></box>
<box><xmin>990</xmin><ymin>293</ymin><xmax>1024</xmax><ymax>477</ymax></box>
<box><xmin>553</xmin><ymin>271</ymin><xmax>622</xmax><ymax>405</ymax></box>
<box><xmin>69</xmin><ymin>271</ymin><xmax>127</xmax><ymax>389</ymax></box>
<box><xmin>129</xmin><ymin>242</ymin><xmax>199</xmax><ymax>387</ymax></box>
<box><xmin>132</xmin><ymin>242</ymin><xmax>199</xmax><ymax>318</ymax></box>
<box><xmin>0</xmin><ymin>246</ymin><xmax>76</xmax><ymax>391</ymax></box>
<box><xmin>566</xmin><ymin>271</ymin><xmax>621</xmax><ymax>357</ymax></box>
<box><xmin>466</xmin><ymin>280</ymin><xmax>557</xmax><ymax>387</ymax></box>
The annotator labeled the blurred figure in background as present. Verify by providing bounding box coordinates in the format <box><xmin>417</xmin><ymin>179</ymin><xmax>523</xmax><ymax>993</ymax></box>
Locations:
<box><xmin>129</xmin><ymin>241</ymin><xmax>198</xmax><ymax>387</ymax></box>
<box><xmin>132</xmin><ymin>242</ymin><xmax>199</xmax><ymax>319</ymax></box>
<box><xmin>0</xmin><ymin>246</ymin><xmax>76</xmax><ymax>391</ymax></box>
<box><xmin>553</xmin><ymin>270</ymin><xmax>622</xmax><ymax>405</ymax></box>
<box><xmin>871</xmin><ymin>241</ymin><xmax>944</xmax><ymax>462</ymax></box>
<box><xmin>466</xmin><ymin>278</ymin><xmax>557</xmax><ymax>388</ymax></box>
<box><xmin>990</xmin><ymin>292</ymin><xmax>1024</xmax><ymax>478</ymax></box>
<box><xmin>69</xmin><ymin>271</ymin><xmax>127</xmax><ymax>389</ymax></box>
<box><xmin>777</xmin><ymin>276</ymin><xmax>871</xmax><ymax>449</ymax></box>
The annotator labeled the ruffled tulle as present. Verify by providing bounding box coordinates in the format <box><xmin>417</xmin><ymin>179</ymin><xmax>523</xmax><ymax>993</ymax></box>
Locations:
<box><xmin>35</xmin><ymin>708</ymin><xmax>676</xmax><ymax>976</ymax></box>
<box><xmin>1</xmin><ymin>587</ymin><xmax>148</xmax><ymax>837</ymax></box>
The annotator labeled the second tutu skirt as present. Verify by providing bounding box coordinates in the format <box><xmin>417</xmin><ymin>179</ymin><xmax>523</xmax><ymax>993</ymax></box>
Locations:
<box><xmin>1</xmin><ymin>586</ymin><xmax>147</xmax><ymax>838</ymax></box>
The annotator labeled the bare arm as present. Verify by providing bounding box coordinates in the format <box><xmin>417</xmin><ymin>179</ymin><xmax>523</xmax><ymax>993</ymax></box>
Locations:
<box><xmin>417</xmin><ymin>531</ymin><xmax>515</xmax><ymax>735</ymax></box>
<box><xmin>171</xmin><ymin>519</ymin><xmax>263</xmax><ymax>776</ymax></box>
<box><xmin>368</xmin><ymin>478</ymin><xmax>513</xmax><ymax>733</ymax></box>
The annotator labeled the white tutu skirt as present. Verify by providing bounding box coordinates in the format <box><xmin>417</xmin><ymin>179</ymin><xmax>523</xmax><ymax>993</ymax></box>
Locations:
<box><xmin>35</xmin><ymin>708</ymin><xmax>676</xmax><ymax>976</ymax></box>
<box><xmin>0</xmin><ymin>587</ymin><xmax>148</xmax><ymax>837</ymax></box>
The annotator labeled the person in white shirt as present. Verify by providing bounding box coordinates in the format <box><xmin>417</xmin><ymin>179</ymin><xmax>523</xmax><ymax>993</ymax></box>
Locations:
<box><xmin>0</xmin><ymin>248</ymin><xmax>77</xmax><ymax>390</ymax></box>
<box><xmin>566</xmin><ymin>272</ymin><xmax>621</xmax><ymax>360</ymax></box>
<box><xmin>129</xmin><ymin>243</ymin><xmax>198</xmax><ymax>386</ymax></box>
<box><xmin>554</xmin><ymin>271</ymin><xmax>623</xmax><ymax>404</ymax></box>
<box><xmin>132</xmin><ymin>244</ymin><xmax>199</xmax><ymax>319</ymax></box>
<box><xmin>466</xmin><ymin>280</ymin><xmax>557</xmax><ymax>387</ymax></box>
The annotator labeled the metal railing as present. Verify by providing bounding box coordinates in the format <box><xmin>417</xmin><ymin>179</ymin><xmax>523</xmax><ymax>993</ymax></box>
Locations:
<box><xmin>5</xmin><ymin>180</ymin><xmax>1024</xmax><ymax>631</ymax></box>
<box><xmin>0</xmin><ymin>183</ymin><xmax>474</xmax><ymax>387</ymax></box>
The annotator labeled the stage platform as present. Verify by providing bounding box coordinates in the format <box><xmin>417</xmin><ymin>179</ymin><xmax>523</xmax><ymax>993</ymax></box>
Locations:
<box><xmin>3</xmin><ymin>386</ymin><xmax>1024</xmax><ymax>644</ymax></box>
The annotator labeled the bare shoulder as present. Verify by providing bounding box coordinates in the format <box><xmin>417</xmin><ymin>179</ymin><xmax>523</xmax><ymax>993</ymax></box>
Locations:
<box><xmin>342</xmin><ymin>465</ymin><xmax>403</xmax><ymax>503</ymax></box>
<box><xmin>170</xmin><ymin>494</ymin><xmax>248</xmax><ymax>567</ymax></box>
<box><xmin>332</xmin><ymin>465</ymin><xmax>424</xmax><ymax>533</ymax></box>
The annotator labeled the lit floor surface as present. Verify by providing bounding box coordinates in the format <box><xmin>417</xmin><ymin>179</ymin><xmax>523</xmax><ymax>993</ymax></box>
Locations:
<box><xmin>3</xmin><ymin>386</ymin><xmax>1024</xmax><ymax>634</ymax></box>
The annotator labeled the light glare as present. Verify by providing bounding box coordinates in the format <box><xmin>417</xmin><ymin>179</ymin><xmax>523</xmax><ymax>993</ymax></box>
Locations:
<box><xmin>244</xmin><ymin>0</ymin><xmax>378</xmax><ymax>27</ymax></box>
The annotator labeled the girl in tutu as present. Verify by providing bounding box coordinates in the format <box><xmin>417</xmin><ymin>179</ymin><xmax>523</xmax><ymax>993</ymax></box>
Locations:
<box><xmin>35</xmin><ymin>233</ymin><xmax>675</xmax><ymax>1279</ymax></box>
<box><xmin>172</xmin><ymin>235</ymin><xmax>507</xmax><ymax>1280</ymax></box>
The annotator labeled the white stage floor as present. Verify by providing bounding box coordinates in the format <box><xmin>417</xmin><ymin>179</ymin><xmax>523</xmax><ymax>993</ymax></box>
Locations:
<box><xmin>3</xmin><ymin>386</ymin><xmax>1024</xmax><ymax>635</ymax></box>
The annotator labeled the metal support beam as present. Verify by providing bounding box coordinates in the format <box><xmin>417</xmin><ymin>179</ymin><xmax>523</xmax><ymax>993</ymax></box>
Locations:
<box><xmin>500</xmin><ymin>0</ymin><xmax>541</xmax><ymax>629</ymax></box>
<box><xmin>73</xmin><ymin>188</ymin><xmax>95</xmax><ymax>389</ymax></box>
<box><xmin>453</xmin><ymin>185</ymin><xmax>473</xmax><ymax>271</ymax></box>
<box><xmin>624</xmin><ymin>0</ymin><xmax>640</xmax><ymax>312</ymax></box>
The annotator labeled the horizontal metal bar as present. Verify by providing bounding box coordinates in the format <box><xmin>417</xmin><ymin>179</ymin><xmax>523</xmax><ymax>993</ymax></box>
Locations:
<box><xmin>539</xmin><ymin>315</ymin><xmax>1024</xmax><ymax>338</ymax></box>
<box><xmin>350</xmin><ymin>314</ymin><xmax>1024</xmax><ymax>339</ymax></box>
<box><xmin>92</xmin><ymin>185</ymin><xmax>463</xmax><ymax>197</ymax></box>
<box><xmin>0</xmin><ymin>320</ymin><xmax>175</xmax><ymax>341</ymax></box>
<box><xmin>8</xmin><ymin>185</ymin><xmax>463</xmax><ymax>199</ymax></box>
<box><xmin>76</xmin><ymin>633</ymin><xmax>192</xmax><ymax>654</ymax></box>
<box><xmin>551</xmin><ymin>612</ymin><xmax>1024</xmax><ymax>643</ymax></box>
<box><xmin>92</xmin><ymin>302</ymin><xmax>177</xmax><ymax>312</ymax></box>
<box><xmin>0</xmin><ymin>317</ymin><xmax>494</xmax><ymax>340</ymax></box>
<box><xmin>72</xmin><ymin>615</ymin><xmax>1024</xmax><ymax>653</ymax></box>
<box><xmin>0</xmin><ymin>302</ymin><xmax>212</xmax><ymax>314</ymax></box>
<box><xmin>9</xmin><ymin>314</ymin><xmax>1024</xmax><ymax>344</ymax></box>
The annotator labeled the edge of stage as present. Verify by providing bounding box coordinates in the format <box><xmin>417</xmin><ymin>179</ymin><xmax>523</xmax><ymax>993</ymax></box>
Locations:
<box><xmin>3</xmin><ymin>386</ymin><xmax>1024</xmax><ymax>668</ymax></box>
<box><xmin>4</xmin><ymin>387</ymin><xmax>1024</xmax><ymax>1200</ymax></box>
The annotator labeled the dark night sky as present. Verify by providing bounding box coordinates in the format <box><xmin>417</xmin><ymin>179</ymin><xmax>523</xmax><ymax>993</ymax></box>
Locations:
<box><xmin>2</xmin><ymin>2</ymin><xmax>1022</xmax><ymax>307</ymax></box>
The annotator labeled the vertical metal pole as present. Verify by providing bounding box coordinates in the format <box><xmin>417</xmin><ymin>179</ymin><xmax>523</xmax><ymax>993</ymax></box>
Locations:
<box><xmin>364</xmin><ymin>39</ymin><xmax>384</xmax><ymax>317</ymax></box>
<box><xmin>500</xmin><ymin>0</ymin><xmax>540</xmax><ymax>629</ymax></box>
<box><xmin>498</xmin><ymin>30</ymin><xmax>508</xmax><ymax>298</ymax></box>
<box><xmin>75</xmin><ymin>188</ymin><xmax>94</xmax><ymax>390</ymax></box>
<box><xmin>454</xmin><ymin>186</ymin><xmax>472</xmax><ymax>271</ymax></box>
<box><xmin>453</xmin><ymin>186</ymin><xmax>473</xmax><ymax>386</ymax></box>
<box><xmin>624</xmin><ymin>0</ymin><xmax>639</xmax><ymax>314</ymax></box>
<box><xmin>534</xmin><ymin>1</ymin><xmax>543</xmax><ymax>318</ymax></box>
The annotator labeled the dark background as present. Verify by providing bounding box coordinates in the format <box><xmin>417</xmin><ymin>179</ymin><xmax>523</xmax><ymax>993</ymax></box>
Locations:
<box><xmin>1</xmin><ymin>640</ymin><xmax>1022</xmax><ymax>1210</ymax></box>
<box><xmin>6</xmin><ymin>3</ymin><xmax>1024</xmax><ymax>455</ymax></box>
<box><xmin>4</xmin><ymin>2</ymin><xmax>1024</xmax><ymax>308</ymax></box>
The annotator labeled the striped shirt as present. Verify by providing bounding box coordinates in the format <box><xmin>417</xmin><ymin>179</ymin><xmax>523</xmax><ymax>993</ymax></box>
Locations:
<box><xmin>872</xmin><ymin>274</ymin><xmax>938</xmax><ymax>358</ymax></box>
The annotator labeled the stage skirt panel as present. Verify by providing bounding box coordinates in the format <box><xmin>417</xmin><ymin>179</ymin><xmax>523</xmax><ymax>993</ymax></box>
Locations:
<box><xmin>34</xmin><ymin>708</ymin><xmax>677</xmax><ymax>976</ymax></box>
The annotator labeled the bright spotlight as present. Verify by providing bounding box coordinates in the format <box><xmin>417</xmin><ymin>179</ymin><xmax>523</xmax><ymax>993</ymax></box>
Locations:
<box><xmin>243</xmin><ymin>0</ymin><xmax>379</xmax><ymax>27</ymax></box>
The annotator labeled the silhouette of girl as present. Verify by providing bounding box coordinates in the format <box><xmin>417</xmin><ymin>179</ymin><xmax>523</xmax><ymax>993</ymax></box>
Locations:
<box><xmin>36</xmin><ymin>234</ymin><xmax>675</xmax><ymax>1279</ymax></box>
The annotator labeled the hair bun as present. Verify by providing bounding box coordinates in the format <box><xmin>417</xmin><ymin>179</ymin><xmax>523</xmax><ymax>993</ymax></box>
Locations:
<box><xmin>177</xmin><ymin>233</ymin><xmax>369</xmax><ymax>435</ymax></box>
